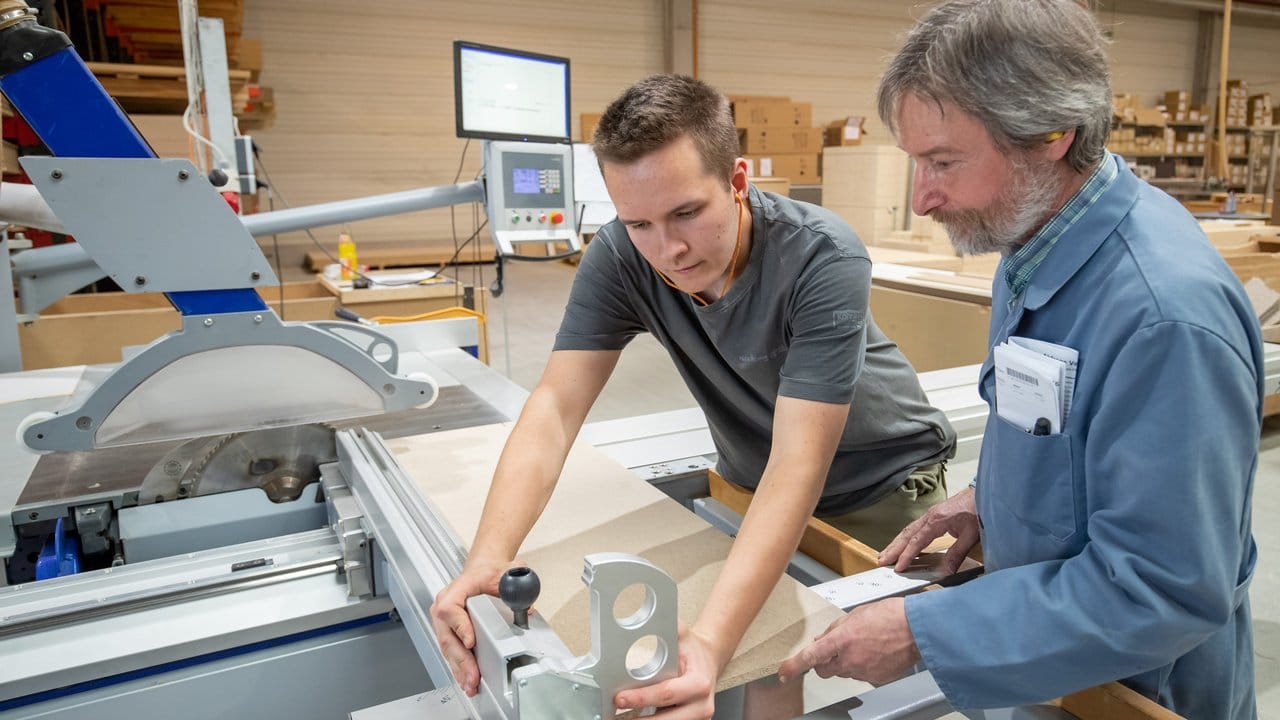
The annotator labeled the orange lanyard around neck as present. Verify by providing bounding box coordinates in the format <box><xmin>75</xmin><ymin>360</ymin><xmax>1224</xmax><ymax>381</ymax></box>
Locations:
<box><xmin>655</xmin><ymin>192</ymin><xmax>745</xmax><ymax>306</ymax></box>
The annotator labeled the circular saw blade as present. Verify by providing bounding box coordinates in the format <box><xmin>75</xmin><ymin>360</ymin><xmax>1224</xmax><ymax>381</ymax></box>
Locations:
<box><xmin>140</xmin><ymin>424</ymin><xmax>337</xmax><ymax>504</ymax></box>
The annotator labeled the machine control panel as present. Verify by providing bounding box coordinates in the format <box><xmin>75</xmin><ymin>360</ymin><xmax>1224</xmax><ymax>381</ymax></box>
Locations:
<box><xmin>484</xmin><ymin>141</ymin><xmax>579</xmax><ymax>256</ymax></box>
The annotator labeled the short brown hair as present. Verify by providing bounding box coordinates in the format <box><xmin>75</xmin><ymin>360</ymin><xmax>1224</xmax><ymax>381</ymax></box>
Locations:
<box><xmin>592</xmin><ymin>74</ymin><xmax>738</xmax><ymax>182</ymax></box>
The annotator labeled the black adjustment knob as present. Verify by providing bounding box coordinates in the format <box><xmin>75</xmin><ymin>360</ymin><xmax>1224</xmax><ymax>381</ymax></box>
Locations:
<box><xmin>208</xmin><ymin>168</ymin><xmax>229</xmax><ymax>186</ymax></box>
<box><xmin>498</xmin><ymin>566</ymin><xmax>540</xmax><ymax>629</ymax></box>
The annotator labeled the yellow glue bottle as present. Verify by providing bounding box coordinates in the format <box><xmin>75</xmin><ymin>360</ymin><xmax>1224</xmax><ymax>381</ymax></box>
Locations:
<box><xmin>338</xmin><ymin>232</ymin><xmax>358</xmax><ymax>281</ymax></box>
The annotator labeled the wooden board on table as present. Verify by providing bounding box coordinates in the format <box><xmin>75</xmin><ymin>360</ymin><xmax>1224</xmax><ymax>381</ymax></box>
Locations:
<box><xmin>709</xmin><ymin>471</ymin><xmax>880</xmax><ymax>576</ymax></box>
<box><xmin>1058</xmin><ymin>681</ymin><xmax>1185</xmax><ymax>719</ymax></box>
<box><xmin>387</xmin><ymin>424</ymin><xmax>846</xmax><ymax>691</ymax></box>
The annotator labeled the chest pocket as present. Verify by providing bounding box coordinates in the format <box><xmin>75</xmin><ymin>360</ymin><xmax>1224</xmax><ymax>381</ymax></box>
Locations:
<box><xmin>984</xmin><ymin>414</ymin><xmax>1079</xmax><ymax>544</ymax></box>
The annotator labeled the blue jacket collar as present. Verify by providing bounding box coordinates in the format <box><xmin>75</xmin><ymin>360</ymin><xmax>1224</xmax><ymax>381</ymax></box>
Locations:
<box><xmin>1021</xmin><ymin>153</ymin><xmax>1140</xmax><ymax>311</ymax></box>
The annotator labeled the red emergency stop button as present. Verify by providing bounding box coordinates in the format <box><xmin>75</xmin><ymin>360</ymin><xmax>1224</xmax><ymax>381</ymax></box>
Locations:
<box><xmin>550</xmin><ymin>211</ymin><xmax>565</xmax><ymax>224</ymax></box>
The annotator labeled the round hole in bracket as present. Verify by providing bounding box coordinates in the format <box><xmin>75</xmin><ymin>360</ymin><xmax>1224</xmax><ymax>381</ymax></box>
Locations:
<box><xmin>383</xmin><ymin>383</ymin><xmax>395</xmax><ymax>395</ymax></box>
<box><xmin>370</xmin><ymin>342</ymin><xmax>393</xmax><ymax>364</ymax></box>
<box><xmin>613</xmin><ymin>583</ymin><xmax>657</xmax><ymax>630</ymax></box>
<box><xmin>625</xmin><ymin>634</ymin><xmax>669</xmax><ymax>682</ymax></box>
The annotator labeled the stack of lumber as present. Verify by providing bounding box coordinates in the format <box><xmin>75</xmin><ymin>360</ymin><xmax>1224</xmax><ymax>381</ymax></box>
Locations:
<box><xmin>56</xmin><ymin>0</ymin><xmax>244</xmax><ymax>65</ymax></box>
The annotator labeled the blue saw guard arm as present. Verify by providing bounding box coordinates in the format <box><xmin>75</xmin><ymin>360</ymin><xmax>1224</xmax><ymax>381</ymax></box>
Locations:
<box><xmin>0</xmin><ymin>47</ymin><xmax>267</xmax><ymax>315</ymax></box>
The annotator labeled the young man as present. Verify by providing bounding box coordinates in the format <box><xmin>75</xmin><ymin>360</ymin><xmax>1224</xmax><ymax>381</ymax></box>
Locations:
<box><xmin>432</xmin><ymin>74</ymin><xmax>955</xmax><ymax>717</ymax></box>
<box><xmin>780</xmin><ymin>2</ymin><xmax>1259</xmax><ymax>717</ymax></box>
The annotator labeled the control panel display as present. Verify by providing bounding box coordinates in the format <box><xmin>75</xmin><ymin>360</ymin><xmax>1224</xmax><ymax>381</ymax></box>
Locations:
<box><xmin>502</xmin><ymin>152</ymin><xmax>564</xmax><ymax>209</ymax></box>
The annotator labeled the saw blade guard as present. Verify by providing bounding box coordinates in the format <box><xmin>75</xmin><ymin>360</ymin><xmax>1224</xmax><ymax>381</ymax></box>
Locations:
<box><xmin>20</xmin><ymin>311</ymin><xmax>439</xmax><ymax>452</ymax></box>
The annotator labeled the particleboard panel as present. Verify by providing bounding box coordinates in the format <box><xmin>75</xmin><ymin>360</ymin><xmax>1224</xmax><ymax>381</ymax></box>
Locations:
<box><xmin>242</xmin><ymin>0</ymin><xmax>663</xmax><ymax>257</ymax></box>
<box><xmin>388</xmin><ymin>423</ymin><xmax>846</xmax><ymax>690</ymax></box>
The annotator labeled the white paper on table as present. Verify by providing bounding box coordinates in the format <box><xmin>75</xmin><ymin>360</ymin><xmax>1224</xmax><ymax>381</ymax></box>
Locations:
<box><xmin>0</xmin><ymin>365</ymin><xmax>86</xmax><ymax>404</ymax></box>
<box><xmin>368</xmin><ymin>269</ymin><xmax>438</xmax><ymax>286</ymax></box>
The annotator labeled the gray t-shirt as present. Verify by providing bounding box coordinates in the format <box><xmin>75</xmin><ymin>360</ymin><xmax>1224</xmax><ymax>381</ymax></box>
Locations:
<box><xmin>555</xmin><ymin>186</ymin><xmax>956</xmax><ymax>514</ymax></box>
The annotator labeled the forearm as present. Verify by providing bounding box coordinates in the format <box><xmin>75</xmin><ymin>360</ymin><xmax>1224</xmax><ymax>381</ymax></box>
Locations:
<box><xmin>467</xmin><ymin>381</ymin><xmax>595</xmax><ymax>566</ymax></box>
<box><xmin>694</xmin><ymin>460</ymin><xmax>828</xmax><ymax>668</ymax></box>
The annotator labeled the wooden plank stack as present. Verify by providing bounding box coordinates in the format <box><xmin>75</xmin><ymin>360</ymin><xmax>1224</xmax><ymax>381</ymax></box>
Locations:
<box><xmin>49</xmin><ymin>2</ymin><xmax>273</xmax><ymax>125</ymax></box>
<box><xmin>54</xmin><ymin>0</ymin><xmax>244</xmax><ymax>65</ymax></box>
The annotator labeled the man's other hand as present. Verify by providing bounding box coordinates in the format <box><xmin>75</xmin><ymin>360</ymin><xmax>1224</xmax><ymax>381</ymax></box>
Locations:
<box><xmin>879</xmin><ymin>486</ymin><xmax>979</xmax><ymax>574</ymax></box>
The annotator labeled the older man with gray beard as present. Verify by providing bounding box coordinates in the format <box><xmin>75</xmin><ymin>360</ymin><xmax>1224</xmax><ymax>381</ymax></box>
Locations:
<box><xmin>779</xmin><ymin>1</ymin><xmax>1260</xmax><ymax>717</ymax></box>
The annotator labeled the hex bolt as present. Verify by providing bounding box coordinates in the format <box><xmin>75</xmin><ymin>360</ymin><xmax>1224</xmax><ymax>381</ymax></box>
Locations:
<box><xmin>203</xmin><ymin>318</ymin><xmax>214</xmax><ymax>327</ymax></box>
<box><xmin>253</xmin><ymin>314</ymin><xmax>263</xmax><ymax>324</ymax></box>
<box><xmin>28</xmin><ymin>511</ymin><xmax>38</xmax><ymax>520</ymax></box>
<box><xmin>177</xmin><ymin>169</ymin><xmax>190</xmax><ymax>181</ymax></box>
<box><xmin>22</xmin><ymin>51</ymin><xmax>33</xmax><ymax>62</ymax></box>
<box><xmin>50</xmin><ymin>168</ymin><xmax>63</xmax><ymax>180</ymax></box>
<box><xmin>250</xmin><ymin>271</ymin><xmax>261</xmax><ymax>281</ymax></box>
<box><xmin>134</xmin><ymin>276</ymin><xmax>146</xmax><ymax>287</ymax></box>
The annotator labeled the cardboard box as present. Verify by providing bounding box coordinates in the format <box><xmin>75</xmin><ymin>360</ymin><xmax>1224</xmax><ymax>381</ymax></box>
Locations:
<box><xmin>1131</xmin><ymin>104</ymin><xmax>1167</xmax><ymax>127</ymax></box>
<box><xmin>738</xmin><ymin>126</ymin><xmax>824</xmax><ymax>154</ymax></box>
<box><xmin>732</xmin><ymin>100</ymin><xmax>812</xmax><ymax>128</ymax></box>
<box><xmin>580</xmin><ymin>112</ymin><xmax>602</xmax><ymax>142</ymax></box>
<box><xmin>824</xmin><ymin>116</ymin><xmax>867</xmax><ymax>147</ymax></box>
<box><xmin>743</xmin><ymin>153</ymin><xmax>821</xmax><ymax>183</ymax></box>
<box><xmin>1165</xmin><ymin>90</ymin><xmax>1189</xmax><ymax>107</ymax></box>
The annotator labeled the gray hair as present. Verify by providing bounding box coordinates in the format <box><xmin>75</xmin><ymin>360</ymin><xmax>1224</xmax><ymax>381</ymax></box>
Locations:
<box><xmin>877</xmin><ymin>0</ymin><xmax>1112</xmax><ymax>173</ymax></box>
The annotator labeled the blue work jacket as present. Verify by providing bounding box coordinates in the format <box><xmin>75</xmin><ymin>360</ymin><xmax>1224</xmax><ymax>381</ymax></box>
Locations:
<box><xmin>906</xmin><ymin>154</ymin><xmax>1260</xmax><ymax>719</ymax></box>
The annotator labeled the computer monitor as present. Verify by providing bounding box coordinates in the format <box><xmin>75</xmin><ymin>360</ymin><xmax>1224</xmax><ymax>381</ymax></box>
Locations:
<box><xmin>454</xmin><ymin>41</ymin><xmax>571</xmax><ymax>144</ymax></box>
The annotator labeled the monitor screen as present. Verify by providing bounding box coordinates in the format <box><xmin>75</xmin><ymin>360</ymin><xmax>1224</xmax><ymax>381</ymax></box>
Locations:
<box><xmin>454</xmin><ymin>41</ymin><xmax>570</xmax><ymax>144</ymax></box>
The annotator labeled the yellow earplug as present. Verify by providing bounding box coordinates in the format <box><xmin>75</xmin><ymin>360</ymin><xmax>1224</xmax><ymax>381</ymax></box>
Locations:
<box><xmin>1045</xmin><ymin>131</ymin><xmax>1066</xmax><ymax>143</ymax></box>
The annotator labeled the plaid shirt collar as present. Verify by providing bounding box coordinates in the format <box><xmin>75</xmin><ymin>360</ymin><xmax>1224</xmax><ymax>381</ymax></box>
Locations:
<box><xmin>1003</xmin><ymin>155</ymin><xmax>1118</xmax><ymax>296</ymax></box>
